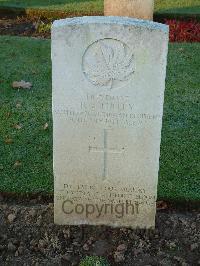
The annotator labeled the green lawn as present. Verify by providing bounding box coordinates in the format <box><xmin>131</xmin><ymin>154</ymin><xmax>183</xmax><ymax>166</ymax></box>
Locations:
<box><xmin>0</xmin><ymin>36</ymin><xmax>199</xmax><ymax>201</ymax></box>
<box><xmin>155</xmin><ymin>0</ymin><xmax>200</xmax><ymax>15</ymax></box>
<box><xmin>0</xmin><ymin>0</ymin><xmax>199</xmax><ymax>16</ymax></box>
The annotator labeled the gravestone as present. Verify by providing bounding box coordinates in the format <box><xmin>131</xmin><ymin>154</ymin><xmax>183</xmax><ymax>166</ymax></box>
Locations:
<box><xmin>104</xmin><ymin>0</ymin><xmax>154</xmax><ymax>20</ymax></box>
<box><xmin>52</xmin><ymin>16</ymin><xmax>169</xmax><ymax>228</ymax></box>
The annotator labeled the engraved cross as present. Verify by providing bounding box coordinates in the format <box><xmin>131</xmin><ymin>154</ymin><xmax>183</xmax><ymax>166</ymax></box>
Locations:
<box><xmin>89</xmin><ymin>129</ymin><xmax>125</xmax><ymax>181</ymax></box>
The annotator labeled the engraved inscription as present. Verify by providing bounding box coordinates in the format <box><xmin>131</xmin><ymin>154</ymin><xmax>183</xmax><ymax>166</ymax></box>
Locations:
<box><xmin>56</xmin><ymin>183</ymin><xmax>156</xmax><ymax>206</ymax></box>
<box><xmin>53</xmin><ymin>108</ymin><xmax>161</xmax><ymax>128</ymax></box>
<box><xmin>82</xmin><ymin>38</ymin><xmax>134</xmax><ymax>89</ymax></box>
<box><xmin>53</xmin><ymin>93</ymin><xmax>162</xmax><ymax>129</ymax></box>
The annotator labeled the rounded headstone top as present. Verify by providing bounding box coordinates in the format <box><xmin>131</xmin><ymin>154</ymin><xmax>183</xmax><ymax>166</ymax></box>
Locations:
<box><xmin>52</xmin><ymin>16</ymin><xmax>169</xmax><ymax>34</ymax></box>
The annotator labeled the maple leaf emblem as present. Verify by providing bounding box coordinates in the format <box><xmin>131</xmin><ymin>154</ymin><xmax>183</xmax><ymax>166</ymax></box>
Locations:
<box><xmin>83</xmin><ymin>39</ymin><xmax>134</xmax><ymax>89</ymax></box>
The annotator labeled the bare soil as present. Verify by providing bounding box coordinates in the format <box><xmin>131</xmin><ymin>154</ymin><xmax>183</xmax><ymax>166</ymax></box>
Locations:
<box><xmin>0</xmin><ymin>16</ymin><xmax>51</xmax><ymax>38</ymax></box>
<box><xmin>0</xmin><ymin>193</ymin><xmax>199</xmax><ymax>266</ymax></box>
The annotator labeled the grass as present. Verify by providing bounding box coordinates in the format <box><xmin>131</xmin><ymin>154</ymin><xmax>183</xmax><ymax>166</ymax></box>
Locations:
<box><xmin>0</xmin><ymin>36</ymin><xmax>52</xmax><ymax>193</ymax></box>
<box><xmin>0</xmin><ymin>0</ymin><xmax>199</xmax><ymax>16</ymax></box>
<box><xmin>0</xmin><ymin>36</ymin><xmax>199</xmax><ymax>202</ymax></box>
<box><xmin>155</xmin><ymin>0</ymin><xmax>200</xmax><ymax>15</ymax></box>
<box><xmin>80</xmin><ymin>256</ymin><xmax>110</xmax><ymax>266</ymax></box>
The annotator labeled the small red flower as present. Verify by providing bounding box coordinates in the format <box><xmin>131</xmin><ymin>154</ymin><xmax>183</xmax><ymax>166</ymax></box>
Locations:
<box><xmin>165</xmin><ymin>19</ymin><xmax>200</xmax><ymax>42</ymax></box>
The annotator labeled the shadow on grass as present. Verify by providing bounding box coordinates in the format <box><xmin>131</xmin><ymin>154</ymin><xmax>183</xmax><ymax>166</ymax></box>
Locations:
<box><xmin>0</xmin><ymin>0</ymin><xmax>98</xmax><ymax>9</ymax></box>
<box><xmin>155</xmin><ymin>5</ymin><xmax>200</xmax><ymax>15</ymax></box>
<box><xmin>0</xmin><ymin>0</ymin><xmax>199</xmax><ymax>14</ymax></box>
<box><xmin>154</xmin><ymin>6</ymin><xmax>200</xmax><ymax>22</ymax></box>
<box><xmin>0</xmin><ymin>0</ymin><xmax>103</xmax><ymax>18</ymax></box>
<box><xmin>0</xmin><ymin>0</ymin><xmax>200</xmax><ymax>20</ymax></box>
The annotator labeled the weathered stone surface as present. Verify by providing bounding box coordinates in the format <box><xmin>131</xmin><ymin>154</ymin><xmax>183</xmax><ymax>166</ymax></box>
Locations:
<box><xmin>104</xmin><ymin>0</ymin><xmax>154</xmax><ymax>20</ymax></box>
<box><xmin>52</xmin><ymin>16</ymin><xmax>169</xmax><ymax>228</ymax></box>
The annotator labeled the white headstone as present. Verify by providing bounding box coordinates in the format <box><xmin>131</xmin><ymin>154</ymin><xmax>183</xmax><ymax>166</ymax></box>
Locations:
<box><xmin>52</xmin><ymin>16</ymin><xmax>169</xmax><ymax>229</ymax></box>
<box><xmin>104</xmin><ymin>0</ymin><xmax>154</xmax><ymax>20</ymax></box>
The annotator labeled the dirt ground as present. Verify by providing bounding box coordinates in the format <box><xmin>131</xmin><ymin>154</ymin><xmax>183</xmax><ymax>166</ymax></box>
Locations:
<box><xmin>0</xmin><ymin>16</ymin><xmax>51</xmax><ymax>38</ymax></box>
<box><xmin>0</xmin><ymin>194</ymin><xmax>199</xmax><ymax>266</ymax></box>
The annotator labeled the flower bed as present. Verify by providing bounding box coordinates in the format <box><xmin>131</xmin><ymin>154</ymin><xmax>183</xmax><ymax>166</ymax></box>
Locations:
<box><xmin>0</xmin><ymin>17</ymin><xmax>199</xmax><ymax>42</ymax></box>
<box><xmin>166</xmin><ymin>20</ymin><xmax>200</xmax><ymax>42</ymax></box>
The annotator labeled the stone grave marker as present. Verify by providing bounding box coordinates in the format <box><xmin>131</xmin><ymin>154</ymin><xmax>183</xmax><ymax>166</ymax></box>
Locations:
<box><xmin>104</xmin><ymin>0</ymin><xmax>154</xmax><ymax>20</ymax></box>
<box><xmin>52</xmin><ymin>16</ymin><xmax>169</xmax><ymax>228</ymax></box>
